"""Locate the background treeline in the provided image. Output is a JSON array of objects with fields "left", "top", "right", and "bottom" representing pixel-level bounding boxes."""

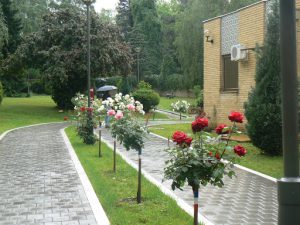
[{"left": 0, "top": 0, "right": 257, "bottom": 104}]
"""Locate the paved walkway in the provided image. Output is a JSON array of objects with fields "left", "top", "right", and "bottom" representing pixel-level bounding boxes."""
[
  {"left": 0, "top": 123, "right": 98, "bottom": 225},
  {"left": 99, "top": 127, "right": 278, "bottom": 225}
]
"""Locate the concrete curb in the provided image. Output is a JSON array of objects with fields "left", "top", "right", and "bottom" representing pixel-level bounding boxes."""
[
  {"left": 96, "top": 129, "right": 214, "bottom": 225},
  {"left": 61, "top": 128, "right": 110, "bottom": 225}
]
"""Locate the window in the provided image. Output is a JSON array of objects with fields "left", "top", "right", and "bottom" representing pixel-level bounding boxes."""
[{"left": 222, "top": 54, "right": 238, "bottom": 91}]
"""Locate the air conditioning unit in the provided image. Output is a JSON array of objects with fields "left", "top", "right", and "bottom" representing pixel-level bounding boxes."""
[{"left": 231, "top": 44, "right": 248, "bottom": 61}]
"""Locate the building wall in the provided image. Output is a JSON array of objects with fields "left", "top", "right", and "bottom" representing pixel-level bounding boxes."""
[{"left": 204, "top": 2, "right": 266, "bottom": 128}]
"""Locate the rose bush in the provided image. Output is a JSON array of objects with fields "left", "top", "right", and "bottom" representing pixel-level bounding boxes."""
[
  {"left": 164, "top": 111, "right": 247, "bottom": 224},
  {"left": 171, "top": 100, "right": 190, "bottom": 120}
]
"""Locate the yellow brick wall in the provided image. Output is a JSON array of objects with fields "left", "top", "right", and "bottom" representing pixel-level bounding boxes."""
[
  {"left": 203, "top": 2, "right": 266, "bottom": 128},
  {"left": 204, "top": 0, "right": 300, "bottom": 128},
  {"left": 203, "top": 19, "right": 221, "bottom": 128}
]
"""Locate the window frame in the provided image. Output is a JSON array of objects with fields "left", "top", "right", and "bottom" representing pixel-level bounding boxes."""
[{"left": 221, "top": 54, "right": 239, "bottom": 92}]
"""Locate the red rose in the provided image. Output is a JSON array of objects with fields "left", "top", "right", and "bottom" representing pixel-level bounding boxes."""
[
  {"left": 215, "top": 124, "right": 229, "bottom": 135},
  {"left": 63, "top": 116, "right": 68, "bottom": 121},
  {"left": 80, "top": 107, "right": 86, "bottom": 112},
  {"left": 234, "top": 145, "right": 247, "bottom": 157},
  {"left": 228, "top": 111, "right": 244, "bottom": 123},
  {"left": 185, "top": 137, "right": 193, "bottom": 147},
  {"left": 172, "top": 131, "right": 188, "bottom": 145},
  {"left": 215, "top": 152, "right": 221, "bottom": 160},
  {"left": 208, "top": 151, "right": 213, "bottom": 157},
  {"left": 191, "top": 118, "right": 209, "bottom": 133},
  {"left": 172, "top": 131, "right": 193, "bottom": 147}
]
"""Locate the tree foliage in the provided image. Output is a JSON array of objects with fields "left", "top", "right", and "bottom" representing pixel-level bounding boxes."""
[
  {"left": 244, "top": 0, "right": 282, "bottom": 155},
  {"left": 0, "top": 3, "right": 8, "bottom": 59},
  {"left": 7, "top": 7, "right": 132, "bottom": 108}
]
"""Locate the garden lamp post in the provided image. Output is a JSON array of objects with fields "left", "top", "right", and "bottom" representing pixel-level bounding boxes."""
[
  {"left": 278, "top": 0, "right": 300, "bottom": 224},
  {"left": 82, "top": 0, "right": 95, "bottom": 108},
  {"left": 136, "top": 47, "right": 141, "bottom": 83}
]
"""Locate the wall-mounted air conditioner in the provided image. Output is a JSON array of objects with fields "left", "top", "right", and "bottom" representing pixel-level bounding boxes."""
[{"left": 231, "top": 44, "right": 248, "bottom": 61}]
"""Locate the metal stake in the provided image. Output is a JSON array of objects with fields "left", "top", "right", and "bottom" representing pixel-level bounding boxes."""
[{"left": 278, "top": 1, "right": 300, "bottom": 224}]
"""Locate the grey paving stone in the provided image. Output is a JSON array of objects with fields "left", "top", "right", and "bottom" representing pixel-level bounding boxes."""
[
  {"left": 0, "top": 123, "right": 98, "bottom": 225},
  {"left": 98, "top": 127, "right": 278, "bottom": 225}
]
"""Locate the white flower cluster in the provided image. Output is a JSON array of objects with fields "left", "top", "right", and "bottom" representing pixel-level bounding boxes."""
[
  {"left": 102, "top": 93, "right": 145, "bottom": 115},
  {"left": 171, "top": 100, "right": 190, "bottom": 113}
]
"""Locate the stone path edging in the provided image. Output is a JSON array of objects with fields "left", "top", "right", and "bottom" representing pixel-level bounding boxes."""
[
  {"left": 0, "top": 122, "right": 110, "bottom": 225},
  {"left": 97, "top": 131, "right": 214, "bottom": 225},
  {"left": 61, "top": 128, "right": 110, "bottom": 225},
  {"left": 150, "top": 132, "right": 278, "bottom": 183}
]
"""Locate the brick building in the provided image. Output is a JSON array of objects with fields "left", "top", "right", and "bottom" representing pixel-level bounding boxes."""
[{"left": 203, "top": 0, "right": 300, "bottom": 127}]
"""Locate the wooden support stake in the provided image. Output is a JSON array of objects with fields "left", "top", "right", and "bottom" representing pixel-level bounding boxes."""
[
  {"left": 113, "top": 140, "right": 116, "bottom": 173},
  {"left": 193, "top": 187, "right": 199, "bottom": 225},
  {"left": 137, "top": 152, "right": 142, "bottom": 204},
  {"left": 168, "top": 137, "right": 170, "bottom": 147},
  {"left": 98, "top": 130, "right": 102, "bottom": 157}
]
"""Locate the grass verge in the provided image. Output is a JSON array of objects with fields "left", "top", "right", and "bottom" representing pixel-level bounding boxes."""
[
  {"left": 0, "top": 96, "right": 69, "bottom": 134},
  {"left": 149, "top": 123, "right": 283, "bottom": 179},
  {"left": 65, "top": 126, "right": 196, "bottom": 225}
]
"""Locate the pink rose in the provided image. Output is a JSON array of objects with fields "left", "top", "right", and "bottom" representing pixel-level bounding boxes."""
[
  {"left": 115, "top": 111, "right": 124, "bottom": 120},
  {"left": 127, "top": 104, "right": 135, "bottom": 111},
  {"left": 107, "top": 109, "right": 116, "bottom": 116}
]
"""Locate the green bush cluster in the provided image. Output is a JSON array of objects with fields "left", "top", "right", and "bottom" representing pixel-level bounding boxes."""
[{"left": 133, "top": 82, "right": 160, "bottom": 113}]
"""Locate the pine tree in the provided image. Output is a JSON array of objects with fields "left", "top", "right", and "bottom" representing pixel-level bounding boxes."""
[
  {"left": 116, "top": 0, "right": 133, "bottom": 41},
  {"left": 0, "top": 3, "right": 8, "bottom": 59},
  {"left": 0, "top": 0, "right": 22, "bottom": 56},
  {"left": 244, "top": 0, "right": 282, "bottom": 155}
]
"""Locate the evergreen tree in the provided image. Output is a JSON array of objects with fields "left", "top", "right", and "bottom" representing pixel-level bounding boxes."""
[
  {"left": 0, "top": 0, "right": 22, "bottom": 57},
  {"left": 0, "top": 3, "right": 8, "bottom": 59},
  {"left": 244, "top": 0, "right": 282, "bottom": 155},
  {"left": 116, "top": 0, "right": 133, "bottom": 41},
  {"left": 131, "top": 0, "right": 162, "bottom": 76}
]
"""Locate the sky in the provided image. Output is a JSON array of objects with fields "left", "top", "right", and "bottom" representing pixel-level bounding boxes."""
[{"left": 94, "top": 0, "right": 118, "bottom": 12}]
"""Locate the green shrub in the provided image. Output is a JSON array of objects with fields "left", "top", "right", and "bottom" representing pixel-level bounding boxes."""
[
  {"left": 244, "top": 0, "right": 282, "bottom": 155},
  {"left": 133, "top": 88, "right": 160, "bottom": 113},
  {"left": 137, "top": 81, "right": 152, "bottom": 90},
  {"left": 0, "top": 81, "right": 3, "bottom": 105},
  {"left": 144, "top": 74, "right": 160, "bottom": 89}
]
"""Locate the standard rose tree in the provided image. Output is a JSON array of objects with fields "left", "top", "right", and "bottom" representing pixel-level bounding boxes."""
[{"left": 164, "top": 111, "right": 246, "bottom": 225}]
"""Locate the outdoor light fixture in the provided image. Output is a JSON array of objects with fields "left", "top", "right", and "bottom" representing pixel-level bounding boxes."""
[
  {"left": 204, "top": 29, "right": 214, "bottom": 43},
  {"left": 82, "top": 0, "right": 96, "bottom": 107}
]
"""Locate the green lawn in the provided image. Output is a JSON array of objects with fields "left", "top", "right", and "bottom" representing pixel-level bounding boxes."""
[
  {"left": 65, "top": 126, "right": 197, "bottom": 225},
  {"left": 0, "top": 96, "right": 69, "bottom": 134},
  {"left": 149, "top": 123, "right": 284, "bottom": 178},
  {"left": 158, "top": 97, "right": 196, "bottom": 111}
]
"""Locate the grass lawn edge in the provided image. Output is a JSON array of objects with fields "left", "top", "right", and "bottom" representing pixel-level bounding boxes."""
[{"left": 93, "top": 129, "right": 213, "bottom": 225}]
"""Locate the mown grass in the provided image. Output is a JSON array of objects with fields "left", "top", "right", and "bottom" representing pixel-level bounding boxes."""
[
  {"left": 149, "top": 123, "right": 284, "bottom": 178},
  {"left": 65, "top": 126, "right": 197, "bottom": 225},
  {"left": 158, "top": 97, "right": 196, "bottom": 111},
  {"left": 0, "top": 96, "right": 69, "bottom": 134}
]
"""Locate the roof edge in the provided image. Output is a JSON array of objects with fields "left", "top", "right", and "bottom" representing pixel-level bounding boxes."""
[{"left": 203, "top": 0, "right": 267, "bottom": 23}]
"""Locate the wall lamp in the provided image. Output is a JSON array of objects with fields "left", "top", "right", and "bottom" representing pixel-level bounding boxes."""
[{"left": 204, "top": 29, "right": 214, "bottom": 43}]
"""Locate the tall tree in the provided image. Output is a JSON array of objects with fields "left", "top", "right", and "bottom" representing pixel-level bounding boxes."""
[
  {"left": 0, "top": 0, "right": 22, "bottom": 56},
  {"left": 131, "top": 0, "right": 162, "bottom": 77},
  {"left": 0, "top": 3, "right": 8, "bottom": 59},
  {"left": 13, "top": 0, "right": 49, "bottom": 34},
  {"left": 244, "top": 0, "right": 282, "bottom": 155},
  {"left": 7, "top": 7, "right": 132, "bottom": 108},
  {"left": 116, "top": 0, "right": 133, "bottom": 41}
]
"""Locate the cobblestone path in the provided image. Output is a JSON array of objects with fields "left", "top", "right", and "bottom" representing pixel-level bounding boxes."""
[
  {"left": 99, "top": 127, "right": 278, "bottom": 225},
  {"left": 0, "top": 123, "right": 98, "bottom": 225}
]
